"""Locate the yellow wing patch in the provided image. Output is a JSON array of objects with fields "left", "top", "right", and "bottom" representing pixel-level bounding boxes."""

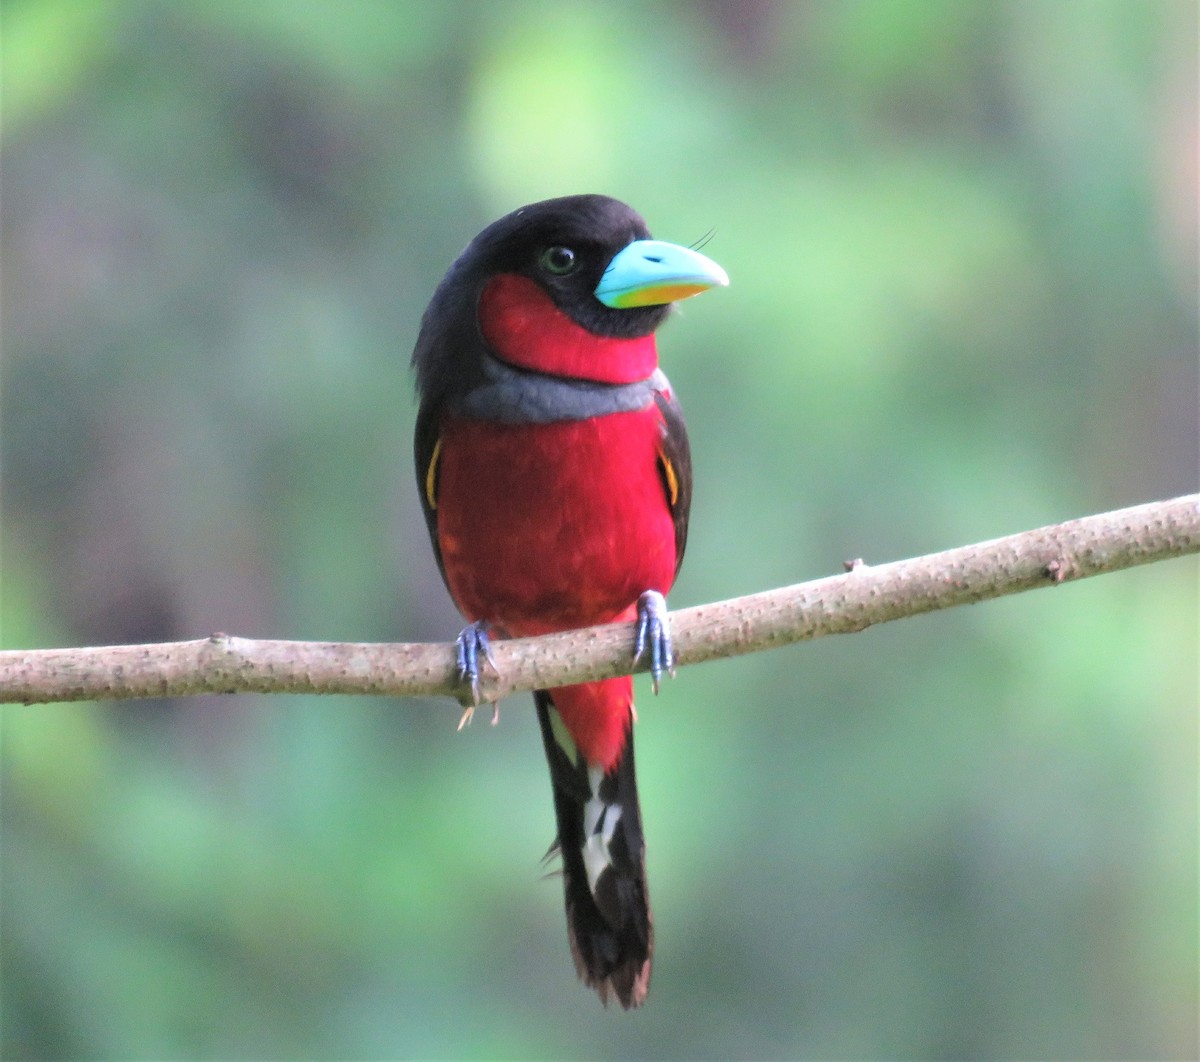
[
  {"left": 657, "top": 447, "right": 679, "bottom": 508},
  {"left": 424, "top": 437, "right": 442, "bottom": 511}
]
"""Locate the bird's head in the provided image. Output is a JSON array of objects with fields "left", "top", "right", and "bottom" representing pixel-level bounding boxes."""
[{"left": 413, "top": 194, "right": 727, "bottom": 397}]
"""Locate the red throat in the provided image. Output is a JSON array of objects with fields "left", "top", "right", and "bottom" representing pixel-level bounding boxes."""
[{"left": 478, "top": 273, "right": 658, "bottom": 384}]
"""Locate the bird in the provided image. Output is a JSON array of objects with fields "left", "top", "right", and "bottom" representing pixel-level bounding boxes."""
[{"left": 412, "top": 194, "right": 727, "bottom": 1008}]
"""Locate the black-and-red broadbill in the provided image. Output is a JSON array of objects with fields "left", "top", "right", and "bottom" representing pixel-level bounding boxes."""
[{"left": 412, "top": 194, "right": 727, "bottom": 1008}]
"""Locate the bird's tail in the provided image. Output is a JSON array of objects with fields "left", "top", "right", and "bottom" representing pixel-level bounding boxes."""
[{"left": 534, "top": 681, "right": 652, "bottom": 1009}]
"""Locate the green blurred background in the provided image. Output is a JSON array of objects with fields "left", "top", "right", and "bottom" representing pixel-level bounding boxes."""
[{"left": 2, "top": 1, "right": 1196, "bottom": 1058}]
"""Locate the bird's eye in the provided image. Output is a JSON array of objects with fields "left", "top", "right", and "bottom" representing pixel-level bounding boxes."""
[{"left": 539, "top": 246, "right": 577, "bottom": 275}]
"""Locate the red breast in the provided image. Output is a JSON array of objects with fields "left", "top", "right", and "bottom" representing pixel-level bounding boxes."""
[{"left": 434, "top": 407, "right": 678, "bottom": 638}]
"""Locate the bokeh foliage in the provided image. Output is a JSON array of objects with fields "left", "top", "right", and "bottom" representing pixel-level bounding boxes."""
[{"left": 1, "top": 1, "right": 1196, "bottom": 1058}]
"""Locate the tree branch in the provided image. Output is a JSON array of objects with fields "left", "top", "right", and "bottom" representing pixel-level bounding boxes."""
[{"left": 3, "top": 494, "right": 1196, "bottom": 707}]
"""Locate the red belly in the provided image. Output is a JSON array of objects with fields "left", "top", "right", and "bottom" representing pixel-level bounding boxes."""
[{"left": 436, "top": 407, "right": 677, "bottom": 637}]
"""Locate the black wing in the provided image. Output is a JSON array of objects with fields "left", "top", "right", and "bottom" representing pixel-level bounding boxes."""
[
  {"left": 413, "top": 395, "right": 448, "bottom": 587},
  {"left": 653, "top": 388, "right": 692, "bottom": 578}
]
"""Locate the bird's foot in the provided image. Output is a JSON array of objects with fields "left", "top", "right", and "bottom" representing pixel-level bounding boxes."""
[
  {"left": 633, "top": 590, "right": 674, "bottom": 695},
  {"left": 455, "top": 620, "right": 497, "bottom": 707}
]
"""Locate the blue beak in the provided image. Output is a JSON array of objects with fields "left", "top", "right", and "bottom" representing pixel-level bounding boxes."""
[{"left": 594, "top": 239, "right": 729, "bottom": 309}]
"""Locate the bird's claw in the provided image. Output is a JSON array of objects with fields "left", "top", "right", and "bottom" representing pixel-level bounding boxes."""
[
  {"left": 456, "top": 700, "right": 501, "bottom": 731},
  {"left": 455, "top": 620, "right": 497, "bottom": 705},
  {"left": 634, "top": 589, "right": 674, "bottom": 695}
]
